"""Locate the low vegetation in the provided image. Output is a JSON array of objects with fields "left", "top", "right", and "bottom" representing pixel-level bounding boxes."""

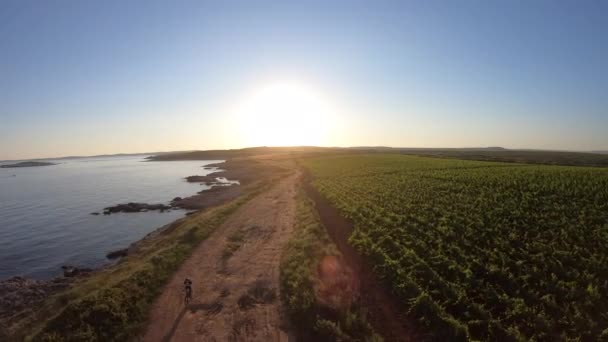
[
  {"left": 280, "top": 188, "right": 381, "bottom": 341},
  {"left": 303, "top": 154, "right": 608, "bottom": 341},
  {"left": 222, "top": 229, "right": 246, "bottom": 260}
]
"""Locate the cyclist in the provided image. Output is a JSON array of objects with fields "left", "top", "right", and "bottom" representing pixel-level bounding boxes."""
[{"left": 183, "top": 278, "right": 193, "bottom": 304}]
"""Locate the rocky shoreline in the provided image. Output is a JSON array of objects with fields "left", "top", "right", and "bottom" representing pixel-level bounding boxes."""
[
  {"left": 170, "top": 160, "right": 263, "bottom": 210},
  {"left": 94, "top": 162, "right": 242, "bottom": 214},
  {"left": 0, "top": 269, "right": 86, "bottom": 337}
]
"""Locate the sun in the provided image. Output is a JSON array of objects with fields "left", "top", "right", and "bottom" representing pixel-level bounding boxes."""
[{"left": 234, "top": 82, "right": 334, "bottom": 146}]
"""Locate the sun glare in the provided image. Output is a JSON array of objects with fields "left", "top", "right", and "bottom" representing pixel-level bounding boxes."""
[{"left": 234, "top": 82, "right": 334, "bottom": 146}]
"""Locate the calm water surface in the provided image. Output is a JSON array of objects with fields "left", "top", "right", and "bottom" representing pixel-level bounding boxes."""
[{"left": 0, "top": 156, "right": 219, "bottom": 280}]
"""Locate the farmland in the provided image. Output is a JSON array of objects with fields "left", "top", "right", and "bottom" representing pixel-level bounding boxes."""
[{"left": 302, "top": 154, "right": 608, "bottom": 341}]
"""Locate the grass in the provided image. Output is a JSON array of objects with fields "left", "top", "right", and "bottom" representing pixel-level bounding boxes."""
[
  {"left": 222, "top": 229, "right": 246, "bottom": 260},
  {"left": 279, "top": 186, "right": 382, "bottom": 342},
  {"left": 13, "top": 175, "right": 279, "bottom": 342}
]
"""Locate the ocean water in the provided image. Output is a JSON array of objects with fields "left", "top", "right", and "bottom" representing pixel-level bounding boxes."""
[{"left": 0, "top": 156, "right": 220, "bottom": 280}]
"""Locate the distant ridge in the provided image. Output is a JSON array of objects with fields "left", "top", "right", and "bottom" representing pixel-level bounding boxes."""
[
  {"left": 6, "top": 146, "right": 608, "bottom": 167},
  {"left": 148, "top": 146, "right": 608, "bottom": 168},
  {"left": 0, "top": 151, "right": 186, "bottom": 163},
  {"left": 0, "top": 161, "right": 56, "bottom": 168},
  {"left": 348, "top": 146, "right": 506, "bottom": 151},
  {"left": 8, "top": 146, "right": 608, "bottom": 163}
]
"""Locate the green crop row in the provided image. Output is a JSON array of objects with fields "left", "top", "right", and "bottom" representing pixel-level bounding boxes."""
[
  {"left": 280, "top": 187, "right": 381, "bottom": 341},
  {"left": 303, "top": 154, "right": 608, "bottom": 341}
]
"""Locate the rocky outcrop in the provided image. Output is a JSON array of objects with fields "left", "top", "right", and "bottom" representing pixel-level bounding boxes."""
[
  {"left": 185, "top": 175, "right": 214, "bottom": 183},
  {"left": 103, "top": 202, "right": 172, "bottom": 214},
  {"left": 186, "top": 174, "right": 239, "bottom": 187},
  {"left": 61, "top": 265, "right": 93, "bottom": 277},
  {"left": 171, "top": 183, "right": 242, "bottom": 210},
  {"left": 106, "top": 248, "right": 128, "bottom": 260}
]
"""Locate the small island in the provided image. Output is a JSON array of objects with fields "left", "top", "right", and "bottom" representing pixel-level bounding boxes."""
[{"left": 1, "top": 161, "right": 57, "bottom": 168}]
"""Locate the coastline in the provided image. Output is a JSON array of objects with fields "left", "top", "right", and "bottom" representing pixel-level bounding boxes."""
[
  {"left": 0, "top": 160, "right": 233, "bottom": 328},
  {"left": 0, "top": 155, "right": 292, "bottom": 340}
]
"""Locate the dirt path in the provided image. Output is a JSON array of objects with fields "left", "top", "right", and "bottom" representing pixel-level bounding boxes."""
[{"left": 143, "top": 170, "right": 299, "bottom": 342}]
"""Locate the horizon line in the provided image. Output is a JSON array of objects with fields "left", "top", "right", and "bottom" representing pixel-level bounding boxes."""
[{"left": 2, "top": 145, "right": 608, "bottom": 162}]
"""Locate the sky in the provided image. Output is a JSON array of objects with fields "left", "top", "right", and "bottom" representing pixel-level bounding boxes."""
[{"left": 1, "top": 0, "right": 607, "bottom": 160}]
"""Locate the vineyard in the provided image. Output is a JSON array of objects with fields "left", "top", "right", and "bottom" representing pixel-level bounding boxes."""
[{"left": 302, "top": 154, "right": 608, "bottom": 341}]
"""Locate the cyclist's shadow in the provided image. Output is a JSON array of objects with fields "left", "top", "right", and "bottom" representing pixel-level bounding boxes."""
[
  {"left": 162, "top": 306, "right": 188, "bottom": 342},
  {"left": 162, "top": 301, "right": 224, "bottom": 342}
]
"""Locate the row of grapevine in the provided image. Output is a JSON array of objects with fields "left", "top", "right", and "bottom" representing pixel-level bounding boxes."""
[{"left": 303, "top": 154, "right": 608, "bottom": 341}]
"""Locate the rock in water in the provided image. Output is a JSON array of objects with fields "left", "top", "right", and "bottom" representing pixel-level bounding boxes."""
[
  {"left": 61, "top": 265, "right": 92, "bottom": 277},
  {"left": 102, "top": 202, "right": 172, "bottom": 214},
  {"left": 106, "top": 248, "right": 128, "bottom": 260}
]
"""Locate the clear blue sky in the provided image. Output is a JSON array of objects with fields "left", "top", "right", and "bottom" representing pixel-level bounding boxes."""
[{"left": 1, "top": 0, "right": 606, "bottom": 160}]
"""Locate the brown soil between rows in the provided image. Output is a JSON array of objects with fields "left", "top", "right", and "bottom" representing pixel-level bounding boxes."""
[
  {"left": 142, "top": 169, "right": 299, "bottom": 342},
  {"left": 303, "top": 173, "right": 420, "bottom": 342}
]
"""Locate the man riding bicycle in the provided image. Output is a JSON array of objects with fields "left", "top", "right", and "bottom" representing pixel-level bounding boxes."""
[{"left": 183, "top": 278, "right": 193, "bottom": 304}]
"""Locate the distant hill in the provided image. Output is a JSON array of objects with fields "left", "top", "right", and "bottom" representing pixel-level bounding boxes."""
[
  {"left": 11, "top": 147, "right": 607, "bottom": 167},
  {"left": 0, "top": 151, "right": 177, "bottom": 163},
  {"left": 44, "top": 151, "right": 171, "bottom": 160},
  {"left": 147, "top": 146, "right": 346, "bottom": 161},
  {"left": 148, "top": 146, "right": 608, "bottom": 168},
  {"left": 348, "top": 146, "right": 507, "bottom": 152},
  {"left": 0, "top": 161, "right": 56, "bottom": 168}
]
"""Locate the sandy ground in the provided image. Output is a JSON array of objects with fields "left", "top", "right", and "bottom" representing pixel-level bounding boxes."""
[{"left": 142, "top": 169, "right": 299, "bottom": 342}]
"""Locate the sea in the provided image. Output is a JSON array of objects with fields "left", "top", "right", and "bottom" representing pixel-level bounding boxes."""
[{"left": 0, "top": 155, "right": 220, "bottom": 280}]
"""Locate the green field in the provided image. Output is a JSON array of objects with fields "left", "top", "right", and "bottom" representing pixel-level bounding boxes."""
[{"left": 303, "top": 154, "right": 608, "bottom": 341}]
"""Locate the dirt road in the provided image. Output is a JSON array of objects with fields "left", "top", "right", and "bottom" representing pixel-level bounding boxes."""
[{"left": 143, "top": 170, "right": 298, "bottom": 342}]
